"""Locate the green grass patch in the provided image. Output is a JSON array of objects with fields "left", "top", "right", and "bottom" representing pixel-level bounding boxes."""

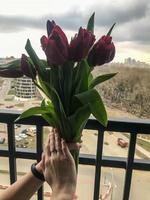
[
  {"left": 7, "top": 90, "right": 15, "bottom": 95},
  {"left": 136, "top": 138, "right": 150, "bottom": 152},
  {"left": 4, "top": 96, "right": 14, "bottom": 101},
  {"left": 123, "top": 133, "right": 150, "bottom": 152},
  {"left": 14, "top": 103, "right": 24, "bottom": 107}
]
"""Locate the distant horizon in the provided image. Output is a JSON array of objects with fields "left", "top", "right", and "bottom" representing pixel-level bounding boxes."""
[
  {"left": 0, "top": 0, "right": 150, "bottom": 64},
  {"left": 0, "top": 56, "right": 150, "bottom": 66}
]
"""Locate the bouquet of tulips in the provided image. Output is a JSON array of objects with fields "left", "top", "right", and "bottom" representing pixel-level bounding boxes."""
[{"left": 0, "top": 13, "right": 116, "bottom": 167}]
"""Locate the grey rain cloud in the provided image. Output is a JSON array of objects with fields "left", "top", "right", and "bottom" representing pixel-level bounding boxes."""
[{"left": 0, "top": 0, "right": 150, "bottom": 44}]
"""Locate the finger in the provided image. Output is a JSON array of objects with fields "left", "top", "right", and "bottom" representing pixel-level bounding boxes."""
[
  {"left": 45, "top": 137, "right": 51, "bottom": 157},
  {"left": 49, "top": 131, "right": 55, "bottom": 153},
  {"left": 67, "top": 143, "right": 82, "bottom": 150},
  {"left": 61, "top": 139, "right": 72, "bottom": 159},
  {"left": 54, "top": 133, "right": 61, "bottom": 154}
]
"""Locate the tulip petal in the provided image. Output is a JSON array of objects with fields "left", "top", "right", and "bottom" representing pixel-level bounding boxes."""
[
  {"left": 47, "top": 20, "right": 56, "bottom": 37},
  {"left": 21, "top": 54, "right": 36, "bottom": 79},
  {"left": 69, "top": 27, "right": 95, "bottom": 62}
]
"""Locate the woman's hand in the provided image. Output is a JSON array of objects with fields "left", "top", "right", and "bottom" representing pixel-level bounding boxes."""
[{"left": 43, "top": 129, "right": 77, "bottom": 199}]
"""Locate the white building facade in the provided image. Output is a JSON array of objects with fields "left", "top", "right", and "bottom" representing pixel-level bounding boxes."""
[{"left": 14, "top": 76, "right": 36, "bottom": 99}]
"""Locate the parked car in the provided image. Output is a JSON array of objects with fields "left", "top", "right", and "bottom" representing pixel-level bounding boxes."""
[{"left": 117, "top": 138, "right": 128, "bottom": 148}]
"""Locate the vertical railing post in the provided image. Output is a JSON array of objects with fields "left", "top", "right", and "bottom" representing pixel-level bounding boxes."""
[
  {"left": 36, "top": 125, "right": 43, "bottom": 200},
  {"left": 7, "top": 123, "right": 17, "bottom": 184},
  {"left": 123, "top": 132, "right": 137, "bottom": 200},
  {"left": 93, "top": 128, "right": 104, "bottom": 200}
]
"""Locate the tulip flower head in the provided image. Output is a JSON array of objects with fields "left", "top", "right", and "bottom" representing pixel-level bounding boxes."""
[
  {"left": 41, "top": 25, "right": 69, "bottom": 65},
  {"left": 69, "top": 27, "right": 95, "bottom": 62},
  {"left": 87, "top": 35, "right": 115, "bottom": 67},
  {"left": 47, "top": 20, "right": 56, "bottom": 37},
  {"left": 21, "top": 54, "right": 36, "bottom": 79}
]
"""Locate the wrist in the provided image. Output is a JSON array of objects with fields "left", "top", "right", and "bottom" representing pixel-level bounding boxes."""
[
  {"left": 52, "top": 185, "right": 76, "bottom": 200},
  {"left": 52, "top": 192, "right": 75, "bottom": 200},
  {"left": 31, "top": 162, "right": 45, "bottom": 182},
  {"left": 35, "top": 161, "right": 43, "bottom": 174}
]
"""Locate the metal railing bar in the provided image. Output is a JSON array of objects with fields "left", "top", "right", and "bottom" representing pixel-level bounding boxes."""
[
  {"left": 36, "top": 125, "right": 43, "bottom": 200},
  {"left": 123, "top": 132, "right": 137, "bottom": 200},
  {"left": 85, "top": 118, "right": 150, "bottom": 134},
  {"left": 0, "top": 110, "right": 150, "bottom": 133},
  {"left": 15, "top": 152, "right": 37, "bottom": 159},
  {"left": 0, "top": 150, "right": 9, "bottom": 157},
  {"left": 93, "top": 129, "right": 104, "bottom": 200},
  {"left": 36, "top": 125, "right": 43, "bottom": 163},
  {"left": 1, "top": 151, "right": 149, "bottom": 171},
  {"left": 133, "top": 161, "right": 150, "bottom": 171},
  {"left": 7, "top": 123, "right": 17, "bottom": 184}
]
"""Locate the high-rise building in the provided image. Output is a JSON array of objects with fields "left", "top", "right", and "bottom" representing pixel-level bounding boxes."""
[{"left": 14, "top": 76, "right": 36, "bottom": 99}]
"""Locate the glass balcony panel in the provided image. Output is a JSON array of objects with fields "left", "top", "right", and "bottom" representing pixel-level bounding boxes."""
[
  {"left": 80, "top": 129, "right": 98, "bottom": 155},
  {"left": 130, "top": 170, "right": 150, "bottom": 200},
  {"left": 16, "top": 159, "right": 37, "bottom": 199},
  {"left": 15, "top": 125, "right": 36, "bottom": 152},
  {"left": 134, "top": 134, "right": 150, "bottom": 160},
  {"left": 0, "top": 157, "right": 10, "bottom": 195},
  {"left": 43, "top": 182, "right": 52, "bottom": 200},
  {"left": 76, "top": 165, "right": 95, "bottom": 200},
  {"left": 103, "top": 132, "right": 130, "bottom": 158},
  {"left": 0, "top": 123, "right": 7, "bottom": 150},
  {"left": 100, "top": 167, "right": 125, "bottom": 200}
]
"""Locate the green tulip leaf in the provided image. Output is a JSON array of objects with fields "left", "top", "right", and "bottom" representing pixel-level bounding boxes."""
[
  {"left": 75, "top": 89, "right": 107, "bottom": 127},
  {"left": 25, "top": 39, "right": 46, "bottom": 78},
  {"left": 107, "top": 23, "right": 116, "bottom": 36},
  {"left": 15, "top": 106, "right": 52, "bottom": 122},
  {"left": 0, "top": 59, "right": 23, "bottom": 78},
  {"left": 61, "top": 62, "right": 74, "bottom": 115},
  {"left": 37, "top": 76, "right": 52, "bottom": 99},
  {"left": 89, "top": 97, "right": 108, "bottom": 127},
  {"left": 69, "top": 104, "right": 90, "bottom": 142},
  {"left": 87, "top": 12, "right": 95, "bottom": 33},
  {"left": 89, "top": 73, "right": 117, "bottom": 89},
  {"left": 88, "top": 73, "right": 94, "bottom": 86},
  {"left": 41, "top": 99, "right": 46, "bottom": 107},
  {"left": 73, "top": 59, "right": 89, "bottom": 94},
  {"left": 0, "top": 59, "right": 20, "bottom": 70},
  {"left": 41, "top": 113, "right": 57, "bottom": 127}
]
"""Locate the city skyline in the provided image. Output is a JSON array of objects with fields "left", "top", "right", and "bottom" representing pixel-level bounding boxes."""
[{"left": 0, "top": 0, "right": 150, "bottom": 64}]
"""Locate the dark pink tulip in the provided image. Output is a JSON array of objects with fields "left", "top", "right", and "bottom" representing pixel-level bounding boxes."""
[
  {"left": 87, "top": 35, "right": 115, "bottom": 67},
  {"left": 69, "top": 27, "right": 95, "bottom": 62},
  {"left": 41, "top": 26, "right": 69, "bottom": 65},
  {"left": 47, "top": 20, "right": 56, "bottom": 37},
  {"left": 0, "top": 69, "right": 23, "bottom": 78},
  {"left": 21, "top": 54, "right": 36, "bottom": 79}
]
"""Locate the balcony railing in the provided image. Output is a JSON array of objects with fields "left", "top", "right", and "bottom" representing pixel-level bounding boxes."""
[{"left": 0, "top": 109, "right": 150, "bottom": 200}]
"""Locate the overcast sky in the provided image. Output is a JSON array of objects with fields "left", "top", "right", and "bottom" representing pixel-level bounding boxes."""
[{"left": 0, "top": 0, "right": 150, "bottom": 63}]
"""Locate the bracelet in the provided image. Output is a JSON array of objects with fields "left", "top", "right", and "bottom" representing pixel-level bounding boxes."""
[{"left": 31, "top": 163, "right": 45, "bottom": 182}]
